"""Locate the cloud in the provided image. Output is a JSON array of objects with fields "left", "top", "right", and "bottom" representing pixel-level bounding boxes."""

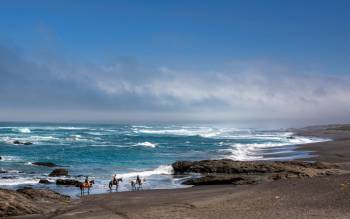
[{"left": 0, "top": 44, "right": 349, "bottom": 126}]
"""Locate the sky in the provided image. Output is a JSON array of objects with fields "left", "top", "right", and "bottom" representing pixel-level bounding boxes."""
[{"left": 0, "top": 0, "right": 350, "bottom": 127}]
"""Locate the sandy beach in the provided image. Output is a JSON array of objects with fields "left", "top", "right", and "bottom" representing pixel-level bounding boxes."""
[{"left": 4, "top": 124, "right": 349, "bottom": 219}]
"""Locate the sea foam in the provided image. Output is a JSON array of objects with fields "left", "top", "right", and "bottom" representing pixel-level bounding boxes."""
[
  {"left": 16, "top": 128, "right": 31, "bottom": 133},
  {"left": 115, "top": 165, "right": 173, "bottom": 179},
  {"left": 135, "top": 141, "right": 157, "bottom": 148}
]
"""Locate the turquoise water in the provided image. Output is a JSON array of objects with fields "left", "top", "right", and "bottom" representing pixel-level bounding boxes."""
[{"left": 0, "top": 123, "right": 326, "bottom": 197}]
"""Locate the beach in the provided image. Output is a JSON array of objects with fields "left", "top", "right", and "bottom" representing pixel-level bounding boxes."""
[
  {"left": 1, "top": 1, "right": 349, "bottom": 218},
  {"left": 2, "top": 124, "right": 349, "bottom": 219}
]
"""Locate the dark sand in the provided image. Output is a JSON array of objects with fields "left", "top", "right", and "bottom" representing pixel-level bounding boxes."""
[
  {"left": 12, "top": 125, "right": 350, "bottom": 219},
  {"left": 296, "top": 125, "right": 350, "bottom": 165}
]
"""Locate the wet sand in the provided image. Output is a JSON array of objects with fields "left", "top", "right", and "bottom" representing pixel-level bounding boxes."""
[{"left": 13, "top": 125, "right": 350, "bottom": 219}]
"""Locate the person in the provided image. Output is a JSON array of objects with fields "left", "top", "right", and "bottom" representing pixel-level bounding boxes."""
[
  {"left": 85, "top": 176, "right": 89, "bottom": 185},
  {"left": 112, "top": 174, "right": 117, "bottom": 184},
  {"left": 136, "top": 175, "right": 141, "bottom": 185}
]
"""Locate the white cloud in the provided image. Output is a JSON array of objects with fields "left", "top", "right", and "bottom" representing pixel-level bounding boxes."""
[{"left": 0, "top": 44, "right": 349, "bottom": 125}]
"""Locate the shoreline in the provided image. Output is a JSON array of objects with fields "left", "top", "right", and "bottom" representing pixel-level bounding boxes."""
[
  {"left": 4, "top": 124, "right": 350, "bottom": 218},
  {"left": 295, "top": 125, "right": 350, "bottom": 167}
]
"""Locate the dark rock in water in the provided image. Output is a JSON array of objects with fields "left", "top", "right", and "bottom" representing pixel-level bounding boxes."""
[
  {"left": 12, "top": 140, "right": 33, "bottom": 145},
  {"left": 32, "top": 162, "right": 57, "bottom": 167},
  {"left": 56, "top": 179, "right": 82, "bottom": 187},
  {"left": 0, "top": 156, "right": 2, "bottom": 160},
  {"left": 49, "top": 168, "right": 68, "bottom": 177},
  {"left": 0, "top": 188, "right": 70, "bottom": 217},
  {"left": 172, "top": 159, "right": 346, "bottom": 186},
  {"left": 39, "top": 179, "right": 51, "bottom": 184}
]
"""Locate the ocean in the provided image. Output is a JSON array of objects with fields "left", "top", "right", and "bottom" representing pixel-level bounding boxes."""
[{"left": 0, "top": 122, "right": 327, "bottom": 197}]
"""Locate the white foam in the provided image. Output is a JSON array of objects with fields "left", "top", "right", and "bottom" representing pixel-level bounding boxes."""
[
  {"left": 135, "top": 141, "right": 157, "bottom": 148},
  {"left": 134, "top": 127, "right": 223, "bottom": 138},
  {"left": 0, "top": 177, "right": 38, "bottom": 186},
  {"left": 87, "top": 132, "right": 105, "bottom": 136},
  {"left": 58, "top": 127, "right": 88, "bottom": 130},
  {"left": 115, "top": 165, "right": 173, "bottom": 179},
  {"left": 0, "top": 156, "right": 21, "bottom": 162},
  {"left": 16, "top": 128, "right": 31, "bottom": 133},
  {"left": 224, "top": 135, "right": 329, "bottom": 161}
]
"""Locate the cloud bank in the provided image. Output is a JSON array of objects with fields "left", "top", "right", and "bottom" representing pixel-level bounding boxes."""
[{"left": 0, "top": 44, "right": 349, "bottom": 126}]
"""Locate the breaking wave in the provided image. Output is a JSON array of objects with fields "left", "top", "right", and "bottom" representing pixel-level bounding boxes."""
[
  {"left": 15, "top": 128, "right": 31, "bottom": 133},
  {"left": 225, "top": 136, "right": 328, "bottom": 161},
  {"left": 135, "top": 141, "right": 157, "bottom": 148},
  {"left": 133, "top": 127, "right": 223, "bottom": 138},
  {"left": 115, "top": 165, "right": 173, "bottom": 179},
  {"left": 0, "top": 177, "right": 38, "bottom": 186}
]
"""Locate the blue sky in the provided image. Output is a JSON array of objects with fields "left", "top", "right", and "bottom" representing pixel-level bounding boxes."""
[{"left": 0, "top": 1, "right": 350, "bottom": 126}]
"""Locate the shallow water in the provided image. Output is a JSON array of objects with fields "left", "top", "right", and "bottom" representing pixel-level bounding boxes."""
[{"left": 0, "top": 122, "right": 327, "bottom": 197}]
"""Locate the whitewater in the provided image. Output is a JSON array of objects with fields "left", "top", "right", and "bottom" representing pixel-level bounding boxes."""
[{"left": 0, "top": 123, "right": 328, "bottom": 197}]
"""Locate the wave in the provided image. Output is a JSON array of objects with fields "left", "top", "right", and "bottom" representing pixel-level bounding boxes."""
[
  {"left": 115, "top": 165, "right": 173, "bottom": 179},
  {"left": 0, "top": 177, "right": 38, "bottom": 186},
  {"left": 57, "top": 126, "right": 90, "bottom": 130},
  {"left": 87, "top": 132, "right": 106, "bottom": 136},
  {"left": 135, "top": 141, "right": 157, "bottom": 148},
  {"left": 223, "top": 136, "right": 329, "bottom": 161},
  {"left": 134, "top": 127, "right": 223, "bottom": 138},
  {"left": 0, "top": 135, "right": 60, "bottom": 145},
  {"left": 15, "top": 128, "right": 31, "bottom": 133},
  {"left": 132, "top": 127, "right": 299, "bottom": 140},
  {"left": 0, "top": 156, "right": 21, "bottom": 162}
]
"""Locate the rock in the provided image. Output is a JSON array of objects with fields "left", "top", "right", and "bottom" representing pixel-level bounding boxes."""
[
  {"left": 182, "top": 175, "right": 257, "bottom": 185},
  {"left": 0, "top": 188, "right": 69, "bottom": 217},
  {"left": 38, "top": 179, "right": 51, "bottom": 184},
  {"left": 49, "top": 168, "right": 68, "bottom": 177},
  {"left": 12, "top": 140, "right": 33, "bottom": 145},
  {"left": 172, "top": 159, "right": 347, "bottom": 186},
  {"left": 56, "top": 179, "right": 81, "bottom": 187},
  {"left": 16, "top": 188, "right": 69, "bottom": 201},
  {"left": 0, "top": 156, "right": 2, "bottom": 160},
  {"left": 172, "top": 160, "right": 339, "bottom": 175},
  {"left": 32, "top": 162, "right": 57, "bottom": 167},
  {"left": 172, "top": 161, "right": 193, "bottom": 173}
]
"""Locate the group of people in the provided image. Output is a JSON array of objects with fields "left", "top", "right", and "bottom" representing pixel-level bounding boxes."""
[{"left": 82, "top": 174, "right": 144, "bottom": 192}]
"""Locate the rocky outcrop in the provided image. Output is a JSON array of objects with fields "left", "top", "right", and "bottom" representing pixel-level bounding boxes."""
[
  {"left": 0, "top": 188, "right": 69, "bottom": 217},
  {"left": 32, "top": 162, "right": 58, "bottom": 167},
  {"left": 182, "top": 175, "right": 257, "bottom": 185},
  {"left": 49, "top": 168, "right": 68, "bottom": 177},
  {"left": 56, "top": 179, "right": 82, "bottom": 187},
  {"left": 39, "top": 179, "right": 51, "bottom": 184},
  {"left": 172, "top": 159, "right": 346, "bottom": 186}
]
